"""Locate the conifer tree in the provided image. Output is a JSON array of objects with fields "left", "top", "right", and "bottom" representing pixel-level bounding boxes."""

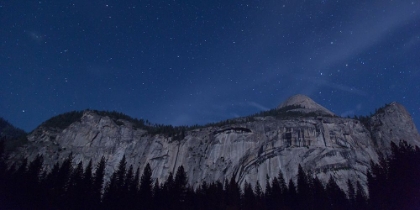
[
  {"left": 139, "top": 163, "right": 153, "bottom": 209},
  {"left": 104, "top": 155, "right": 128, "bottom": 209},
  {"left": 286, "top": 179, "right": 297, "bottom": 209},
  {"left": 26, "top": 155, "right": 43, "bottom": 184},
  {"left": 128, "top": 167, "right": 140, "bottom": 208},
  {"left": 270, "top": 177, "right": 281, "bottom": 209},
  {"left": 163, "top": 172, "right": 175, "bottom": 209},
  {"left": 242, "top": 181, "right": 256, "bottom": 210},
  {"left": 264, "top": 174, "right": 272, "bottom": 208},
  {"left": 116, "top": 155, "right": 127, "bottom": 190},
  {"left": 25, "top": 155, "right": 44, "bottom": 209},
  {"left": 93, "top": 157, "right": 106, "bottom": 206},
  {"left": 226, "top": 175, "right": 241, "bottom": 210},
  {"left": 83, "top": 160, "right": 94, "bottom": 209},
  {"left": 355, "top": 181, "right": 367, "bottom": 210},
  {"left": 297, "top": 164, "right": 311, "bottom": 209},
  {"left": 14, "top": 158, "right": 28, "bottom": 179},
  {"left": 0, "top": 139, "right": 6, "bottom": 204},
  {"left": 55, "top": 153, "right": 74, "bottom": 208},
  {"left": 277, "top": 170, "right": 287, "bottom": 197},
  {"left": 44, "top": 161, "right": 60, "bottom": 204},
  {"left": 196, "top": 181, "right": 208, "bottom": 210},
  {"left": 312, "top": 176, "right": 327, "bottom": 210},
  {"left": 103, "top": 173, "right": 118, "bottom": 210},
  {"left": 125, "top": 165, "right": 134, "bottom": 191},
  {"left": 174, "top": 165, "right": 188, "bottom": 207},
  {"left": 152, "top": 178, "right": 162, "bottom": 210},
  {"left": 254, "top": 180, "right": 263, "bottom": 199},
  {"left": 326, "top": 176, "right": 348, "bottom": 210},
  {"left": 67, "top": 161, "right": 84, "bottom": 209},
  {"left": 346, "top": 179, "right": 355, "bottom": 208},
  {"left": 254, "top": 181, "right": 264, "bottom": 210}
]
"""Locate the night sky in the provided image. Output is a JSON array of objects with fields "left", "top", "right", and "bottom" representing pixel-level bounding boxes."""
[{"left": 1, "top": 0, "right": 420, "bottom": 132}]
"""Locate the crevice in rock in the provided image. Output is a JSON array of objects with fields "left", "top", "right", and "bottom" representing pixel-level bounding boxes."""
[{"left": 172, "top": 142, "right": 181, "bottom": 174}]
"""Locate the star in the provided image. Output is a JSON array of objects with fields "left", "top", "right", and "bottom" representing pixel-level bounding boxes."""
[{"left": 0, "top": 0, "right": 418, "bottom": 131}]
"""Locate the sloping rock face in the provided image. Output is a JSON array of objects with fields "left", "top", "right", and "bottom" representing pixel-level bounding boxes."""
[
  {"left": 8, "top": 96, "right": 420, "bottom": 192},
  {"left": 278, "top": 94, "right": 335, "bottom": 116},
  {"left": 369, "top": 102, "right": 420, "bottom": 156}
]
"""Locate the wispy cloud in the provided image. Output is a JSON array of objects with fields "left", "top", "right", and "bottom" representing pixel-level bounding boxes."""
[
  {"left": 247, "top": 101, "right": 269, "bottom": 111},
  {"left": 310, "top": 2, "right": 420, "bottom": 71},
  {"left": 340, "top": 103, "right": 362, "bottom": 117},
  {"left": 304, "top": 78, "right": 368, "bottom": 96}
]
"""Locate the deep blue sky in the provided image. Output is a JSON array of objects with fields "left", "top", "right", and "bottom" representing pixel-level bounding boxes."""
[{"left": 1, "top": 0, "right": 419, "bottom": 132}]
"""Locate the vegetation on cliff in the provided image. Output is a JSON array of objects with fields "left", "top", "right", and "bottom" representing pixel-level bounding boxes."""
[
  {"left": 0, "top": 117, "right": 27, "bottom": 152},
  {"left": 40, "top": 111, "right": 84, "bottom": 130},
  {"left": 32, "top": 102, "right": 394, "bottom": 144},
  {"left": 352, "top": 103, "right": 391, "bottom": 128}
]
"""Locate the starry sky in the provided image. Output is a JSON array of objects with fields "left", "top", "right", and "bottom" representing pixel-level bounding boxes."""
[{"left": 1, "top": 0, "right": 420, "bottom": 132}]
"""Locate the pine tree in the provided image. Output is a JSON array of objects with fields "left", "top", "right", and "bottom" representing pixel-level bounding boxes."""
[
  {"left": 174, "top": 165, "right": 188, "bottom": 207},
  {"left": 26, "top": 155, "right": 43, "bottom": 184},
  {"left": 286, "top": 179, "right": 297, "bottom": 210},
  {"left": 254, "top": 180, "right": 263, "bottom": 199},
  {"left": 104, "top": 155, "right": 128, "bottom": 209},
  {"left": 125, "top": 165, "right": 134, "bottom": 191},
  {"left": 196, "top": 181, "right": 208, "bottom": 210},
  {"left": 93, "top": 157, "right": 106, "bottom": 206},
  {"left": 116, "top": 155, "right": 127, "bottom": 190},
  {"left": 326, "top": 176, "right": 348, "bottom": 210},
  {"left": 226, "top": 175, "right": 241, "bottom": 210},
  {"left": 139, "top": 163, "right": 153, "bottom": 209},
  {"left": 152, "top": 178, "right": 162, "bottom": 210},
  {"left": 56, "top": 153, "right": 74, "bottom": 209},
  {"left": 67, "top": 161, "right": 84, "bottom": 209},
  {"left": 355, "top": 181, "right": 367, "bottom": 210},
  {"left": 123, "top": 165, "right": 135, "bottom": 209},
  {"left": 0, "top": 139, "right": 7, "bottom": 206},
  {"left": 297, "top": 164, "right": 310, "bottom": 210},
  {"left": 254, "top": 181, "right": 264, "bottom": 210},
  {"left": 270, "top": 177, "right": 281, "bottom": 209},
  {"left": 346, "top": 179, "right": 355, "bottom": 208},
  {"left": 312, "top": 176, "right": 327, "bottom": 210},
  {"left": 128, "top": 167, "right": 140, "bottom": 209},
  {"left": 264, "top": 174, "right": 272, "bottom": 208},
  {"left": 242, "top": 181, "right": 256, "bottom": 210},
  {"left": 24, "top": 155, "right": 45, "bottom": 209},
  {"left": 367, "top": 158, "right": 389, "bottom": 209},
  {"left": 14, "top": 158, "right": 28, "bottom": 178},
  {"left": 103, "top": 173, "right": 118, "bottom": 210},
  {"left": 83, "top": 160, "right": 94, "bottom": 209},
  {"left": 277, "top": 170, "right": 287, "bottom": 196},
  {"left": 163, "top": 172, "right": 175, "bottom": 209}
]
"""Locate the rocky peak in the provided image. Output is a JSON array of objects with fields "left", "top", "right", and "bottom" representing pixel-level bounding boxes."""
[
  {"left": 277, "top": 94, "right": 335, "bottom": 116},
  {"left": 369, "top": 102, "right": 420, "bottom": 154}
]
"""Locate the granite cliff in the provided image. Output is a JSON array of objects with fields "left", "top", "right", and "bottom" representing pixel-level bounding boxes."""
[{"left": 8, "top": 95, "right": 420, "bottom": 191}]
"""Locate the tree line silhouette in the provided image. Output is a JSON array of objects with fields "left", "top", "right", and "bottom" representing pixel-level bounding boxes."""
[
  {"left": 0, "top": 139, "right": 419, "bottom": 210},
  {"left": 0, "top": 118, "right": 28, "bottom": 152}
]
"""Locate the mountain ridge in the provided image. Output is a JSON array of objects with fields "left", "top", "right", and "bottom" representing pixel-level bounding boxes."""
[
  {"left": 6, "top": 95, "right": 420, "bottom": 192},
  {"left": 30, "top": 94, "right": 338, "bottom": 135},
  {"left": 277, "top": 94, "right": 335, "bottom": 116}
]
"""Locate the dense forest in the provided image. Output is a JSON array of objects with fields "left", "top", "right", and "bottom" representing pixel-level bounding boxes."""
[{"left": 0, "top": 139, "right": 419, "bottom": 210}]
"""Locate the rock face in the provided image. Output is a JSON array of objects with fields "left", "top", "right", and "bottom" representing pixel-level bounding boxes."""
[
  {"left": 277, "top": 94, "right": 335, "bottom": 116},
  {"left": 8, "top": 95, "right": 420, "bottom": 191},
  {"left": 369, "top": 102, "right": 420, "bottom": 155}
]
